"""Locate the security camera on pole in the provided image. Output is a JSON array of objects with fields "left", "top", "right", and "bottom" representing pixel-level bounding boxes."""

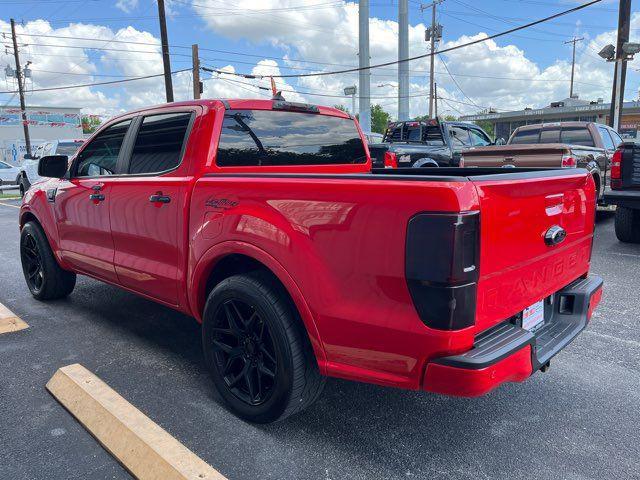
[{"left": 599, "top": 0, "right": 632, "bottom": 131}]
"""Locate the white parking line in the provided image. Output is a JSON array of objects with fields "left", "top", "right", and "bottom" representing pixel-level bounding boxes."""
[{"left": 0, "top": 201, "right": 19, "bottom": 209}]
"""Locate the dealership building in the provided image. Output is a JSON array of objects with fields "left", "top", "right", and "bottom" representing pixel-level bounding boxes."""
[
  {"left": 460, "top": 96, "right": 640, "bottom": 142},
  {"left": 0, "top": 105, "right": 84, "bottom": 164}
]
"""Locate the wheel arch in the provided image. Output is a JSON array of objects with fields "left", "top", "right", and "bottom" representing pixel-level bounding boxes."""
[{"left": 190, "top": 242, "right": 327, "bottom": 373}]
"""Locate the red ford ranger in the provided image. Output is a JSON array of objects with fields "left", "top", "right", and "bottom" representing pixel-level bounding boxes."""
[{"left": 19, "top": 99, "right": 603, "bottom": 423}]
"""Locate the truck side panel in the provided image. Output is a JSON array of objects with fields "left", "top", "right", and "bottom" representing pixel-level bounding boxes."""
[{"left": 188, "top": 175, "right": 481, "bottom": 389}]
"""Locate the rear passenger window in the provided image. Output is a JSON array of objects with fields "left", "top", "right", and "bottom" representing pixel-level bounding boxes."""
[
  {"left": 128, "top": 112, "right": 192, "bottom": 174},
  {"left": 598, "top": 126, "right": 615, "bottom": 150},
  {"left": 75, "top": 120, "right": 131, "bottom": 177},
  {"left": 510, "top": 129, "right": 540, "bottom": 144},
  {"left": 560, "top": 127, "right": 594, "bottom": 147},
  {"left": 448, "top": 126, "right": 471, "bottom": 146},
  {"left": 539, "top": 128, "right": 560, "bottom": 143}
]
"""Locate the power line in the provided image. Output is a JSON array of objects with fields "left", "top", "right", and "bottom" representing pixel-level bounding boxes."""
[
  {"left": 202, "top": 0, "right": 602, "bottom": 79},
  {"left": 437, "top": 54, "right": 482, "bottom": 109},
  {"left": 6, "top": 31, "right": 609, "bottom": 86},
  {"left": 0, "top": 68, "right": 190, "bottom": 94}
]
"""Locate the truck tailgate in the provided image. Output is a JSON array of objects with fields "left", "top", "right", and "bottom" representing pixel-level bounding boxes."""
[
  {"left": 471, "top": 170, "right": 595, "bottom": 332},
  {"left": 463, "top": 144, "right": 566, "bottom": 167}
]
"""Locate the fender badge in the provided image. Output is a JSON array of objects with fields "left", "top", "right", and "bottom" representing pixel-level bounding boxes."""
[{"left": 544, "top": 225, "right": 566, "bottom": 246}]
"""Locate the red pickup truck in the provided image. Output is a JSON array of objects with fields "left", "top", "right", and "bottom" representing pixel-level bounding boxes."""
[{"left": 19, "top": 99, "right": 603, "bottom": 423}]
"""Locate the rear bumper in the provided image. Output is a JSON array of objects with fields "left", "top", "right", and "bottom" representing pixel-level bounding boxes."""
[
  {"left": 423, "top": 275, "right": 603, "bottom": 397},
  {"left": 604, "top": 190, "right": 640, "bottom": 209}
]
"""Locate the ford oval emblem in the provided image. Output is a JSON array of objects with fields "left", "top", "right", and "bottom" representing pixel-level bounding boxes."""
[{"left": 544, "top": 225, "right": 567, "bottom": 246}]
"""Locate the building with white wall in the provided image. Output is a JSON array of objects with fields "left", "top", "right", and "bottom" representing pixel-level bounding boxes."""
[{"left": 0, "top": 105, "right": 83, "bottom": 164}]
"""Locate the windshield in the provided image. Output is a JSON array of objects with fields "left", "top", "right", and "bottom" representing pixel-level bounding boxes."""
[{"left": 217, "top": 109, "right": 367, "bottom": 166}]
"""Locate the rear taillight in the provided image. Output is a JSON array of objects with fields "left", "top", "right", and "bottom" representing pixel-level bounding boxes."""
[
  {"left": 384, "top": 151, "right": 398, "bottom": 169},
  {"left": 405, "top": 212, "right": 479, "bottom": 330},
  {"left": 610, "top": 148, "right": 622, "bottom": 189},
  {"left": 561, "top": 153, "right": 576, "bottom": 168}
]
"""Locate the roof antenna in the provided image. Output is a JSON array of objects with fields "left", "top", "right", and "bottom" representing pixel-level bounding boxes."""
[{"left": 270, "top": 76, "right": 285, "bottom": 101}]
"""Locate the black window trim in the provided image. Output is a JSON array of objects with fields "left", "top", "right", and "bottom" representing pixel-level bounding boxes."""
[
  {"left": 118, "top": 110, "right": 196, "bottom": 177},
  {"left": 70, "top": 117, "right": 135, "bottom": 179}
]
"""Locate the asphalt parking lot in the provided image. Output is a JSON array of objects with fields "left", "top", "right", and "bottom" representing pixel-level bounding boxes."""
[{"left": 0, "top": 197, "right": 638, "bottom": 480}]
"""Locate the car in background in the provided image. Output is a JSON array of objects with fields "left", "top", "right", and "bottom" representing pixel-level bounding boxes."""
[
  {"left": 368, "top": 119, "right": 497, "bottom": 169},
  {"left": 604, "top": 142, "right": 640, "bottom": 243},
  {"left": 461, "top": 122, "right": 623, "bottom": 203},
  {"left": 0, "top": 160, "right": 21, "bottom": 187},
  {"left": 19, "top": 139, "right": 84, "bottom": 196}
]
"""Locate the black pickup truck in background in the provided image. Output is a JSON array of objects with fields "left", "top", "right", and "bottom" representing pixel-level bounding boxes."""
[
  {"left": 604, "top": 142, "right": 640, "bottom": 243},
  {"left": 368, "top": 119, "right": 498, "bottom": 168}
]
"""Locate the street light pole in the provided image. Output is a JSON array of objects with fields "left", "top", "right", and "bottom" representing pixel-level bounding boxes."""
[
  {"left": 358, "top": 0, "right": 371, "bottom": 134},
  {"left": 610, "top": 0, "right": 631, "bottom": 130}
]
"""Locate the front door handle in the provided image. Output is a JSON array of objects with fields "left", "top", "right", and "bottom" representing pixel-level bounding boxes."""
[
  {"left": 89, "top": 193, "right": 105, "bottom": 202},
  {"left": 149, "top": 194, "right": 171, "bottom": 204}
]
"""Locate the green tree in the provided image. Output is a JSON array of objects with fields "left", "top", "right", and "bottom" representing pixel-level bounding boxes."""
[
  {"left": 414, "top": 113, "right": 457, "bottom": 122},
  {"left": 475, "top": 120, "right": 495, "bottom": 139},
  {"left": 370, "top": 104, "right": 391, "bottom": 134},
  {"left": 333, "top": 104, "right": 348, "bottom": 112}
]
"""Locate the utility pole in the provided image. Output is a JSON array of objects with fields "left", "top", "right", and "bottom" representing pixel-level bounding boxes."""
[
  {"left": 10, "top": 19, "right": 31, "bottom": 158},
  {"left": 192, "top": 44, "right": 201, "bottom": 100},
  {"left": 157, "top": 0, "right": 174, "bottom": 102},
  {"left": 358, "top": 0, "right": 371, "bottom": 134},
  {"left": 421, "top": 0, "right": 443, "bottom": 118},
  {"left": 434, "top": 83, "right": 438, "bottom": 118},
  {"left": 610, "top": 0, "right": 631, "bottom": 131},
  {"left": 398, "top": 0, "right": 409, "bottom": 121},
  {"left": 564, "top": 37, "right": 583, "bottom": 98}
]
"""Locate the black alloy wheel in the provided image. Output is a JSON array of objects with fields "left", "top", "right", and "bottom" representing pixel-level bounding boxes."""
[
  {"left": 21, "top": 232, "right": 44, "bottom": 293},
  {"left": 211, "top": 298, "right": 278, "bottom": 405},
  {"left": 20, "top": 221, "right": 76, "bottom": 300},
  {"left": 202, "top": 272, "right": 325, "bottom": 423}
]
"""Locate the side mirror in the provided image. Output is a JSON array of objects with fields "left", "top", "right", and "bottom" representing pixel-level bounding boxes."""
[
  {"left": 23, "top": 153, "right": 34, "bottom": 160},
  {"left": 495, "top": 137, "right": 506, "bottom": 145},
  {"left": 38, "top": 155, "right": 69, "bottom": 178}
]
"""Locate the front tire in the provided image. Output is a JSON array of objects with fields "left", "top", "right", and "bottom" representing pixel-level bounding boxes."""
[
  {"left": 614, "top": 206, "right": 640, "bottom": 243},
  {"left": 202, "top": 271, "right": 324, "bottom": 423},
  {"left": 20, "top": 221, "right": 76, "bottom": 300}
]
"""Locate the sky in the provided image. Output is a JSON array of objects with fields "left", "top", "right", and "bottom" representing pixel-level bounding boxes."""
[{"left": 0, "top": 0, "right": 638, "bottom": 120}]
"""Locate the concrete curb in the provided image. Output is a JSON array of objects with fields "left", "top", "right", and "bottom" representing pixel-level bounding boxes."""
[{"left": 46, "top": 364, "right": 227, "bottom": 480}]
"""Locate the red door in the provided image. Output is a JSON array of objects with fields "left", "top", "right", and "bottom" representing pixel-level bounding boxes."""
[
  {"left": 108, "top": 111, "right": 195, "bottom": 306},
  {"left": 54, "top": 119, "right": 133, "bottom": 282},
  {"left": 55, "top": 179, "right": 117, "bottom": 282}
]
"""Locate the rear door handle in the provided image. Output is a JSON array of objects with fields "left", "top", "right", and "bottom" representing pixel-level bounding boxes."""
[
  {"left": 149, "top": 194, "right": 171, "bottom": 204},
  {"left": 89, "top": 193, "right": 105, "bottom": 202}
]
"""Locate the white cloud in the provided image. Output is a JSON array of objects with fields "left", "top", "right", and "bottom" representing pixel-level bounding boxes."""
[
  {"left": 115, "top": 0, "right": 139, "bottom": 13},
  {"left": 189, "top": 0, "right": 640, "bottom": 119}
]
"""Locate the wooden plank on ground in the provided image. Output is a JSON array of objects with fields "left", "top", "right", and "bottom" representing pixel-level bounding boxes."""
[
  {"left": 0, "top": 303, "right": 28, "bottom": 334},
  {"left": 46, "top": 364, "right": 227, "bottom": 480}
]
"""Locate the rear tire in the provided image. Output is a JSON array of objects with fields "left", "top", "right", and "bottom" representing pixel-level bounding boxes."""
[
  {"left": 614, "top": 206, "right": 640, "bottom": 243},
  {"left": 20, "top": 221, "right": 76, "bottom": 300},
  {"left": 202, "top": 271, "right": 325, "bottom": 423}
]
